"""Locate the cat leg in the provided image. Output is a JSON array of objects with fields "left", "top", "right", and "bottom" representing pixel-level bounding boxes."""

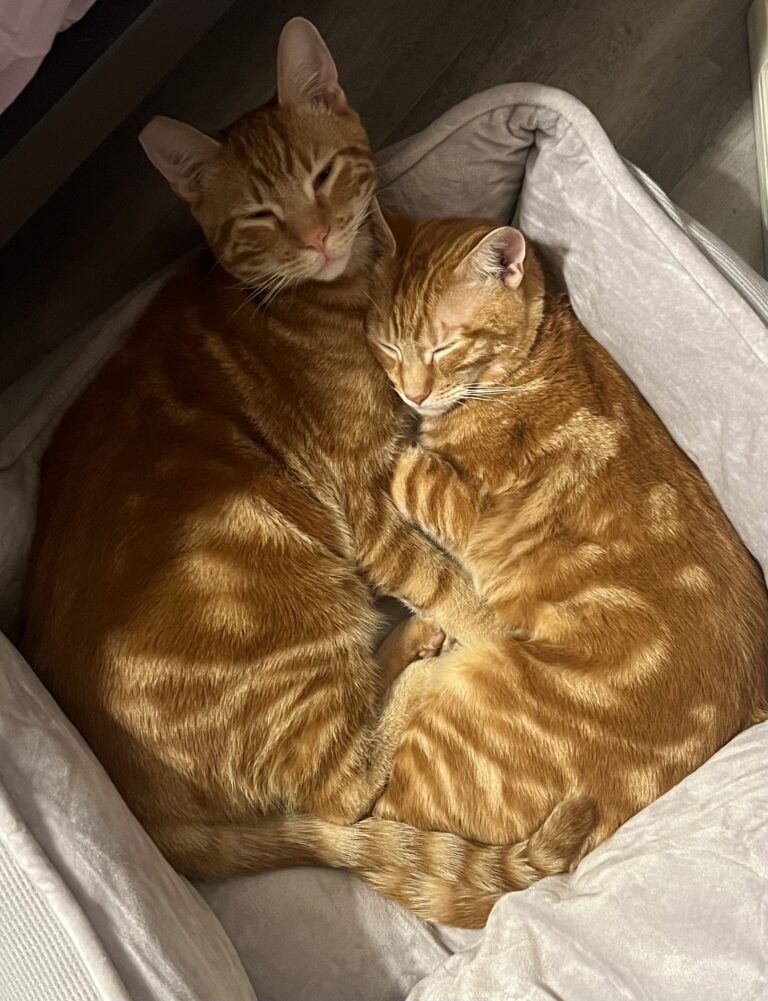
[
  {"left": 301, "top": 653, "right": 440, "bottom": 825},
  {"left": 391, "top": 444, "right": 477, "bottom": 551},
  {"left": 356, "top": 499, "right": 498, "bottom": 645},
  {"left": 307, "top": 621, "right": 449, "bottom": 823}
]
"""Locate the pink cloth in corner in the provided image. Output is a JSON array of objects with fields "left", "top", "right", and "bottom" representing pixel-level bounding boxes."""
[{"left": 0, "top": 0, "right": 99, "bottom": 115}]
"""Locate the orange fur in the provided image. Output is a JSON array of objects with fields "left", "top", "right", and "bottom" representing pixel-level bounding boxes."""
[
  {"left": 20, "top": 22, "right": 528, "bottom": 928},
  {"left": 369, "top": 218, "right": 768, "bottom": 910}
]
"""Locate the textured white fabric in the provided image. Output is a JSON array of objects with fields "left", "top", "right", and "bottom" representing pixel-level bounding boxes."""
[
  {"left": 626, "top": 161, "right": 768, "bottom": 325},
  {"left": 0, "top": 0, "right": 97, "bottom": 114},
  {"left": 198, "top": 868, "right": 452, "bottom": 1001},
  {"left": 0, "top": 787, "right": 129, "bottom": 1001},
  {"left": 0, "top": 82, "right": 766, "bottom": 1001},
  {"left": 0, "top": 632, "right": 257, "bottom": 1001}
]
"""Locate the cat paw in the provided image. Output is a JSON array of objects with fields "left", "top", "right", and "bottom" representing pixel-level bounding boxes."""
[
  {"left": 415, "top": 629, "right": 446, "bottom": 660},
  {"left": 377, "top": 616, "right": 446, "bottom": 687}
]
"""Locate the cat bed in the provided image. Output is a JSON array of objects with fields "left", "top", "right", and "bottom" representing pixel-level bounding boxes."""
[{"left": 0, "top": 83, "right": 767, "bottom": 1001}]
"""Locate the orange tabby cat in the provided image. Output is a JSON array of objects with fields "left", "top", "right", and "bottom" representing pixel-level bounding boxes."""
[
  {"left": 367, "top": 217, "right": 768, "bottom": 925},
  {"left": 24, "top": 20, "right": 592, "bottom": 927}
]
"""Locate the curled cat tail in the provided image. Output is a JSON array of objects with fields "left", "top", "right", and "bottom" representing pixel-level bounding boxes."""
[
  {"left": 159, "top": 795, "right": 596, "bottom": 928},
  {"left": 342, "top": 796, "right": 597, "bottom": 927}
]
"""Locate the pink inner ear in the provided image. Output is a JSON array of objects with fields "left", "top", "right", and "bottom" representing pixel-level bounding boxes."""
[
  {"left": 311, "top": 83, "right": 345, "bottom": 112},
  {"left": 499, "top": 228, "right": 526, "bottom": 289},
  {"left": 277, "top": 18, "right": 346, "bottom": 110},
  {"left": 501, "top": 228, "right": 525, "bottom": 267},
  {"left": 456, "top": 226, "right": 527, "bottom": 292}
]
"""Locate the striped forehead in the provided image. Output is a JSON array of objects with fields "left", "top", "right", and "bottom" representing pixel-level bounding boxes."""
[
  {"left": 226, "top": 114, "right": 314, "bottom": 186},
  {"left": 391, "top": 242, "right": 457, "bottom": 343},
  {"left": 224, "top": 110, "right": 371, "bottom": 199},
  {"left": 390, "top": 220, "right": 495, "bottom": 344}
]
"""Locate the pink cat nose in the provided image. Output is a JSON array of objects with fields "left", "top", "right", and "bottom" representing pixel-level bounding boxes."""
[
  {"left": 302, "top": 228, "right": 328, "bottom": 254},
  {"left": 406, "top": 389, "right": 431, "bottom": 405}
]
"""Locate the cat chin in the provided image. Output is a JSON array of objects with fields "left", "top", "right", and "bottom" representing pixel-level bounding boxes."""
[
  {"left": 408, "top": 401, "right": 455, "bottom": 418},
  {"left": 311, "top": 252, "right": 352, "bottom": 282}
]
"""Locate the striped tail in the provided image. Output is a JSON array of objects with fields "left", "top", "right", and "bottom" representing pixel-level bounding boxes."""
[{"left": 161, "top": 795, "right": 596, "bottom": 928}]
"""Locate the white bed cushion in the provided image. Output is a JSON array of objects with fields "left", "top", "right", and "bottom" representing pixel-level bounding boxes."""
[{"left": 0, "top": 83, "right": 766, "bottom": 1000}]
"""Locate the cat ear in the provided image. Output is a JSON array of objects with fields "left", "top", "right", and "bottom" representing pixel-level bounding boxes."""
[
  {"left": 139, "top": 116, "right": 221, "bottom": 203},
  {"left": 363, "top": 200, "right": 397, "bottom": 328},
  {"left": 456, "top": 226, "right": 527, "bottom": 290},
  {"left": 370, "top": 199, "right": 397, "bottom": 259},
  {"left": 277, "top": 17, "right": 346, "bottom": 111}
]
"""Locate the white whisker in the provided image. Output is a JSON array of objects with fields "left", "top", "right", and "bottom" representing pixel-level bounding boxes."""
[{"left": 465, "top": 383, "right": 536, "bottom": 397}]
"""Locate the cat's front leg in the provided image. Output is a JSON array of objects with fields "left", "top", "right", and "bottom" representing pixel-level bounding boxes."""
[
  {"left": 391, "top": 444, "right": 477, "bottom": 553},
  {"left": 352, "top": 490, "right": 498, "bottom": 646}
]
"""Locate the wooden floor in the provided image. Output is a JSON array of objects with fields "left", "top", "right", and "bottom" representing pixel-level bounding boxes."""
[{"left": 0, "top": 0, "right": 760, "bottom": 392}]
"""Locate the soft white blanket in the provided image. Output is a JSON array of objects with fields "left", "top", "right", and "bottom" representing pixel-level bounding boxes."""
[{"left": 0, "top": 83, "right": 765, "bottom": 1001}]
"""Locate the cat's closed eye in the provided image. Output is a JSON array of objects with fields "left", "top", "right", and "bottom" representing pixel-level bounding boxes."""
[
  {"left": 247, "top": 209, "right": 277, "bottom": 223},
  {"left": 375, "top": 341, "right": 402, "bottom": 359},
  {"left": 313, "top": 161, "right": 334, "bottom": 190},
  {"left": 430, "top": 341, "right": 462, "bottom": 360}
]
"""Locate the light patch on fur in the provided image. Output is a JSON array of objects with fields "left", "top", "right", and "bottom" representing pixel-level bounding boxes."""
[
  {"left": 199, "top": 596, "right": 256, "bottom": 636},
  {"left": 182, "top": 550, "right": 244, "bottom": 590},
  {"left": 563, "top": 542, "right": 609, "bottom": 572},
  {"left": 511, "top": 710, "right": 559, "bottom": 746},
  {"left": 624, "top": 766, "right": 659, "bottom": 807},
  {"left": 430, "top": 656, "right": 479, "bottom": 704},
  {"left": 536, "top": 585, "right": 650, "bottom": 643},
  {"left": 591, "top": 637, "right": 671, "bottom": 695},
  {"left": 427, "top": 743, "right": 465, "bottom": 806},
  {"left": 608, "top": 539, "right": 634, "bottom": 559},
  {"left": 667, "top": 730, "right": 707, "bottom": 764},
  {"left": 509, "top": 465, "right": 582, "bottom": 534},
  {"left": 646, "top": 483, "right": 681, "bottom": 538},
  {"left": 215, "top": 493, "right": 262, "bottom": 539},
  {"left": 631, "top": 638, "right": 670, "bottom": 675},
  {"left": 570, "top": 584, "right": 649, "bottom": 612},
  {"left": 205, "top": 492, "right": 321, "bottom": 552},
  {"left": 673, "top": 564, "right": 713, "bottom": 593},
  {"left": 507, "top": 415, "right": 621, "bottom": 534},
  {"left": 534, "top": 601, "right": 573, "bottom": 643},
  {"left": 471, "top": 751, "right": 507, "bottom": 810},
  {"left": 545, "top": 408, "right": 622, "bottom": 473},
  {"left": 690, "top": 703, "right": 717, "bottom": 728},
  {"left": 480, "top": 571, "right": 527, "bottom": 607}
]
